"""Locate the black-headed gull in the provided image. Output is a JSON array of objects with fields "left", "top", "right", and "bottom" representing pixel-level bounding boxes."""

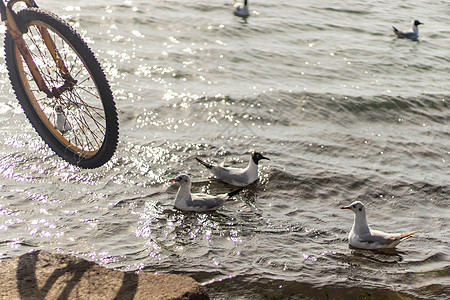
[
  {"left": 341, "top": 201, "right": 421, "bottom": 250},
  {"left": 196, "top": 151, "right": 269, "bottom": 187},
  {"left": 392, "top": 19, "right": 423, "bottom": 41},
  {"left": 169, "top": 174, "right": 244, "bottom": 212},
  {"left": 233, "top": 0, "right": 250, "bottom": 18},
  {"left": 55, "top": 105, "right": 71, "bottom": 133}
]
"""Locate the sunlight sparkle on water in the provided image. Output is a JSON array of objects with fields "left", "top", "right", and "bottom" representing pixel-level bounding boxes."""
[
  {"left": 63, "top": 6, "right": 80, "bottom": 12},
  {"left": 7, "top": 240, "right": 21, "bottom": 250},
  {"left": 135, "top": 225, "right": 152, "bottom": 238},
  {"left": 302, "top": 254, "right": 318, "bottom": 262}
]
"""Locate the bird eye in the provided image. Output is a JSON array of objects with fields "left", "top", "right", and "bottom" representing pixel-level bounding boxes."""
[{"left": 359, "top": 208, "right": 362, "bottom": 211}]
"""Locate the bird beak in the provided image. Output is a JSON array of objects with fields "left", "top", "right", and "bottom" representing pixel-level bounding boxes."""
[
  {"left": 341, "top": 206, "right": 350, "bottom": 210},
  {"left": 261, "top": 155, "right": 270, "bottom": 161},
  {"left": 169, "top": 178, "right": 179, "bottom": 183}
]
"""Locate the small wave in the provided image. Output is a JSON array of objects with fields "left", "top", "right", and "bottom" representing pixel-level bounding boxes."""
[
  {"left": 322, "top": 7, "right": 372, "bottom": 15},
  {"left": 205, "top": 273, "right": 417, "bottom": 300},
  {"left": 408, "top": 252, "right": 449, "bottom": 266},
  {"left": 160, "top": 91, "right": 449, "bottom": 128}
]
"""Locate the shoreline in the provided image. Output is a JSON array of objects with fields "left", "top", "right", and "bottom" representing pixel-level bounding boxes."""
[{"left": 0, "top": 250, "right": 209, "bottom": 300}]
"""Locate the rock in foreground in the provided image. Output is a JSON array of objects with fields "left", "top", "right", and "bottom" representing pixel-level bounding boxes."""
[{"left": 0, "top": 250, "right": 209, "bottom": 300}]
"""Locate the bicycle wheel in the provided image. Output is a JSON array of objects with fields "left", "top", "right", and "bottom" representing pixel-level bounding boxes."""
[{"left": 5, "top": 8, "right": 119, "bottom": 168}]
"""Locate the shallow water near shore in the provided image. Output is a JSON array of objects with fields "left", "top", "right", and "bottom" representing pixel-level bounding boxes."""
[{"left": 0, "top": 0, "right": 449, "bottom": 299}]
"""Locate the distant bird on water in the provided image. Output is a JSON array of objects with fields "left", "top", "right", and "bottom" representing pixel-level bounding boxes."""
[
  {"left": 169, "top": 174, "right": 244, "bottom": 212},
  {"left": 196, "top": 151, "right": 269, "bottom": 187},
  {"left": 55, "top": 105, "right": 71, "bottom": 133},
  {"left": 341, "top": 201, "right": 422, "bottom": 250},
  {"left": 233, "top": 0, "right": 250, "bottom": 18},
  {"left": 392, "top": 19, "right": 423, "bottom": 41}
]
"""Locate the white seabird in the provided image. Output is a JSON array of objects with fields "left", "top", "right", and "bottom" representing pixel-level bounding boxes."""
[
  {"left": 233, "top": 0, "right": 250, "bottom": 18},
  {"left": 392, "top": 19, "right": 423, "bottom": 41},
  {"left": 55, "top": 105, "right": 71, "bottom": 133},
  {"left": 196, "top": 151, "right": 269, "bottom": 187},
  {"left": 341, "top": 201, "right": 421, "bottom": 250},
  {"left": 169, "top": 174, "right": 244, "bottom": 212}
]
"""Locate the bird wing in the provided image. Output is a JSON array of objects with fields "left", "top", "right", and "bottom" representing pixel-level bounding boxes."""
[
  {"left": 212, "top": 166, "right": 250, "bottom": 186},
  {"left": 196, "top": 157, "right": 213, "bottom": 169},
  {"left": 402, "top": 32, "right": 417, "bottom": 39},
  {"left": 191, "top": 193, "right": 227, "bottom": 209},
  {"left": 387, "top": 230, "right": 422, "bottom": 240},
  {"left": 64, "top": 119, "right": 72, "bottom": 131},
  {"left": 393, "top": 29, "right": 418, "bottom": 40},
  {"left": 360, "top": 229, "right": 421, "bottom": 247},
  {"left": 359, "top": 230, "right": 394, "bottom": 245}
]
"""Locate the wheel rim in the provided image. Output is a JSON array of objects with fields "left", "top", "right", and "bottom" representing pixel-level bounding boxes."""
[{"left": 15, "top": 21, "right": 108, "bottom": 157}]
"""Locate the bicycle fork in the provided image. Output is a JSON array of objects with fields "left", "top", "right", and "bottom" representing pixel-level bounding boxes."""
[{"left": 2, "top": 0, "right": 77, "bottom": 99}]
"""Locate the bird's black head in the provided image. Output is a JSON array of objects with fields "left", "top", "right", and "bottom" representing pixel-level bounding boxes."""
[
  {"left": 252, "top": 152, "right": 270, "bottom": 164},
  {"left": 414, "top": 20, "right": 423, "bottom": 26}
]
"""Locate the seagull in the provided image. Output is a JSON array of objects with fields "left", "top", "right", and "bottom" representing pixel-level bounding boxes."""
[
  {"left": 195, "top": 151, "right": 269, "bottom": 187},
  {"left": 55, "top": 105, "right": 71, "bottom": 133},
  {"left": 392, "top": 19, "right": 423, "bottom": 41},
  {"left": 341, "top": 201, "right": 421, "bottom": 250},
  {"left": 169, "top": 174, "right": 244, "bottom": 212},
  {"left": 233, "top": 0, "right": 250, "bottom": 18}
]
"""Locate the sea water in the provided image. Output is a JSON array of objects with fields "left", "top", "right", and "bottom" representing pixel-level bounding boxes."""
[{"left": 0, "top": 1, "right": 448, "bottom": 298}]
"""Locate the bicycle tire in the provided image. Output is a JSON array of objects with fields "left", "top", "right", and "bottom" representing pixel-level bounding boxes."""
[{"left": 5, "top": 8, "right": 119, "bottom": 168}]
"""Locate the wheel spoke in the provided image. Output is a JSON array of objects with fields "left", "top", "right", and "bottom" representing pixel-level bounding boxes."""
[{"left": 18, "top": 20, "right": 108, "bottom": 154}]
